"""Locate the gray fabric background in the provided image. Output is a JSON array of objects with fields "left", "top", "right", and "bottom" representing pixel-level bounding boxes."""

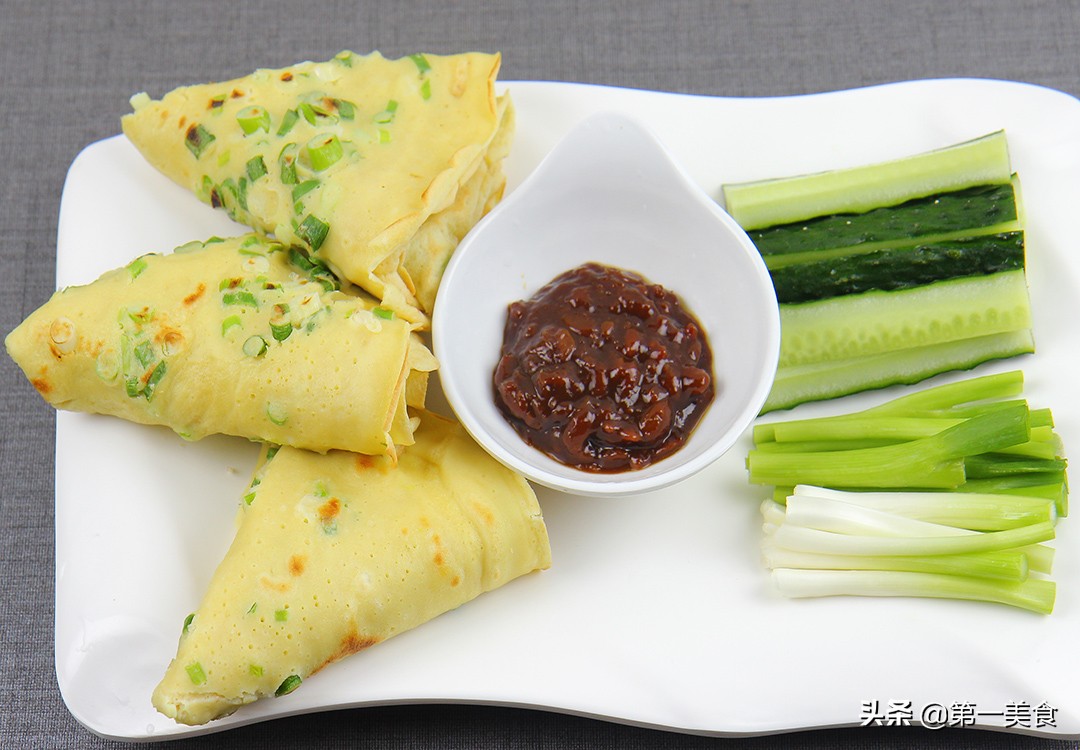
[{"left": 3, "top": 0, "right": 1079, "bottom": 747}]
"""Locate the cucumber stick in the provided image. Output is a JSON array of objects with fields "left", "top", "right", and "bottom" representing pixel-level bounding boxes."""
[
  {"left": 778, "top": 269, "right": 1032, "bottom": 367},
  {"left": 724, "top": 130, "right": 1013, "bottom": 230},
  {"left": 753, "top": 179, "right": 1020, "bottom": 267},
  {"left": 770, "top": 232, "right": 1025, "bottom": 304},
  {"left": 764, "top": 329, "right": 1035, "bottom": 413},
  {"left": 721, "top": 130, "right": 1034, "bottom": 413}
]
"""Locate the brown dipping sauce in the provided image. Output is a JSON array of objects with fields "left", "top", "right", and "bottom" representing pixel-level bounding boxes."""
[{"left": 493, "top": 262, "right": 715, "bottom": 473}]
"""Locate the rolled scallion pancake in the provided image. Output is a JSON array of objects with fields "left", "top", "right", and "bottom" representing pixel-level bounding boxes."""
[
  {"left": 121, "top": 50, "right": 513, "bottom": 325},
  {"left": 5, "top": 234, "right": 436, "bottom": 457},
  {"left": 152, "top": 413, "right": 551, "bottom": 725}
]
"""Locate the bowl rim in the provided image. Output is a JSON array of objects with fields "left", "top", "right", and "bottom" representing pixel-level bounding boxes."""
[{"left": 433, "top": 110, "right": 780, "bottom": 497}]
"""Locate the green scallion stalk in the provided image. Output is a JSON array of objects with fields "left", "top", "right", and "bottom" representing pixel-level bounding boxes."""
[
  {"left": 186, "top": 662, "right": 207, "bottom": 686},
  {"left": 335, "top": 98, "right": 356, "bottom": 120},
  {"left": 277, "top": 108, "right": 299, "bottom": 136},
  {"left": 1019, "top": 544, "right": 1055, "bottom": 575},
  {"left": 298, "top": 102, "right": 317, "bottom": 125},
  {"left": 128, "top": 307, "right": 154, "bottom": 325},
  {"left": 784, "top": 492, "right": 984, "bottom": 537},
  {"left": 748, "top": 404, "right": 1031, "bottom": 488},
  {"left": 789, "top": 485, "right": 1056, "bottom": 531},
  {"left": 184, "top": 124, "right": 216, "bottom": 159},
  {"left": 769, "top": 520, "right": 1055, "bottom": 557},
  {"left": 866, "top": 370, "right": 1025, "bottom": 415},
  {"left": 236, "top": 105, "right": 271, "bottom": 135},
  {"left": 221, "top": 313, "right": 243, "bottom": 335},
  {"left": 306, "top": 134, "right": 343, "bottom": 171},
  {"left": 270, "top": 321, "right": 292, "bottom": 342},
  {"left": 409, "top": 53, "right": 432, "bottom": 74},
  {"left": 222, "top": 290, "right": 259, "bottom": 307},
  {"left": 279, "top": 143, "right": 299, "bottom": 185},
  {"left": 771, "top": 568, "right": 1055, "bottom": 615},
  {"left": 127, "top": 256, "right": 149, "bottom": 279},
  {"left": 246, "top": 155, "right": 268, "bottom": 181},
  {"left": 275, "top": 674, "right": 302, "bottom": 697},
  {"left": 964, "top": 455, "right": 1066, "bottom": 479},
  {"left": 243, "top": 336, "right": 268, "bottom": 358},
  {"left": 133, "top": 340, "right": 155, "bottom": 369},
  {"left": 267, "top": 402, "right": 288, "bottom": 425},
  {"left": 295, "top": 214, "right": 330, "bottom": 251},
  {"left": 761, "top": 543, "right": 1028, "bottom": 581},
  {"left": 372, "top": 306, "right": 395, "bottom": 320},
  {"left": 374, "top": 99, "right": 398, "bottom": 124},
  {"left": 143, "top": 360, "right": 167, "bottom": 400},
  {"left": 292, "top": 179, "right": 320, "bottom": 203}
]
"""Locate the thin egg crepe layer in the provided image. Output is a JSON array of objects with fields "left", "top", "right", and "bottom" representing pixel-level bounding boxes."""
[
  {"left": 4, "top": 234, "right": 436, "bottom": 457},
  {"left": 121, "top": 50, "right": 513, "bottom": 325},
  {"left": 152, "top": 413, "right": 551, "bottom": 725}
]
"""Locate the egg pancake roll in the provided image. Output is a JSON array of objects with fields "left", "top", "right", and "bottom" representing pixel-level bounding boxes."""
[
  {"left": 5, "top": 234, "right": 436, "bottom": 457},
  {"left": 121, "top": 50, "right": 513, "bottom": 325},
  {"left": 152, "top": 413, "right": 551, "bottom": 725}
]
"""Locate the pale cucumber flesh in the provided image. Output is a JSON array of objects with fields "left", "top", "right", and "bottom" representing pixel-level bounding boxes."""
[
  {"left": 763, "top": 329, "right": 1035, "bottom": 414},
  {"left": 778, "top": 269, "right": 1032, "bottom": 368},
  {"left": 723, "top": 130, "right": 1013, "bottom": 230}
]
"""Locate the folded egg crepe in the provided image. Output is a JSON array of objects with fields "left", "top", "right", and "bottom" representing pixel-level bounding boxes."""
[
  {"left": 121, "top": 50, "right": 513, "bottom": 324},
  {"left": 5, "top": 234, "right": 436, "bottom": 457},
  {"left": 152, "top": 413, "right": 551, "bottom": 725}
]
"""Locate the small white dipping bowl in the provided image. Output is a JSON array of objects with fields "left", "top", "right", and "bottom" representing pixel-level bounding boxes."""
[{"left": 433, "top": 111, "right": 780, "bottom": 497}]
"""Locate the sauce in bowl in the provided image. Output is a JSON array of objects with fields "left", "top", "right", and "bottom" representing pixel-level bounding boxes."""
[{"left": 493, "top": 262, "right": 715, "bottom": 472}]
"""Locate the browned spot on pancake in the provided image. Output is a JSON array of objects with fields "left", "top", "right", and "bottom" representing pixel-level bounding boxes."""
[
  {"left": 31, "top": 377, "right": 52, "bottom": 395},
  {"left": 281, "top": 71, "right": 293, "bottom": 82},
  {"left": 288, "top": 554, "right": 306, "bottom": 576},
  {"left": 317, "top": 498, "right": 341, "bottom": 524},
  {"left": 231, "top": 89, "right": 244, "bottom": 99},
  {"left": 156, "top": 328, "right": 184, "bottom": 354},
  {"left": 259, "top": 575, "right": 291, "bottom": 593},
  {"left": 177, "top": 114, "right": 187, "bottom": 129},
  {"left": 450, "top": 576, "right": 461, "bottom": 587},
  {"left": 183, "top": 282, "right": 206, "bottom": 306},
  {"left": 311, "top": 630, "right": 381, "bottom": 675},
  {"left": 432, "top": 534, "right": 445, "bottom": 567},
  {"left": 419, "top": 516, "right": 431, "bottom": 529},
  {"left": 400, "top": 527, "right": 409, "bottom": 535},
  {"left": 471, "top": 502, "right": 496, "bottom": 527},
  {"left": 355, "top": 454, "right": 376, "bottom": 471},
  {"left": 130, "top": 305, "right": 154, "bottom": 322}
]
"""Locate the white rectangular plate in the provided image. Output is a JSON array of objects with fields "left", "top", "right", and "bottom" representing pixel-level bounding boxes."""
[{"left": 54, "top": 79, "right": 1080, "bottom": 740}]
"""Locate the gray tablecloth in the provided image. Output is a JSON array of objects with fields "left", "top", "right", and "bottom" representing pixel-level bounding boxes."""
[{"left": 3, "top": 1, "right": 1079, "bottom": 747}]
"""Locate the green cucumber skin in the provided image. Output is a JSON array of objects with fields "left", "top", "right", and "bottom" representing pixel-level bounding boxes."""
[
  {"left": 762, "top": 329, "right": 1035, "bottom": 414},
  {"left": 770, "top": 232, "right": 1025, "bottom": 304},
  {"left": 778, "top": 269, "right": 1032, "bottom": 368},
  {"left": 750, "top": 182, "right": 1019, "bottom": 259}
]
